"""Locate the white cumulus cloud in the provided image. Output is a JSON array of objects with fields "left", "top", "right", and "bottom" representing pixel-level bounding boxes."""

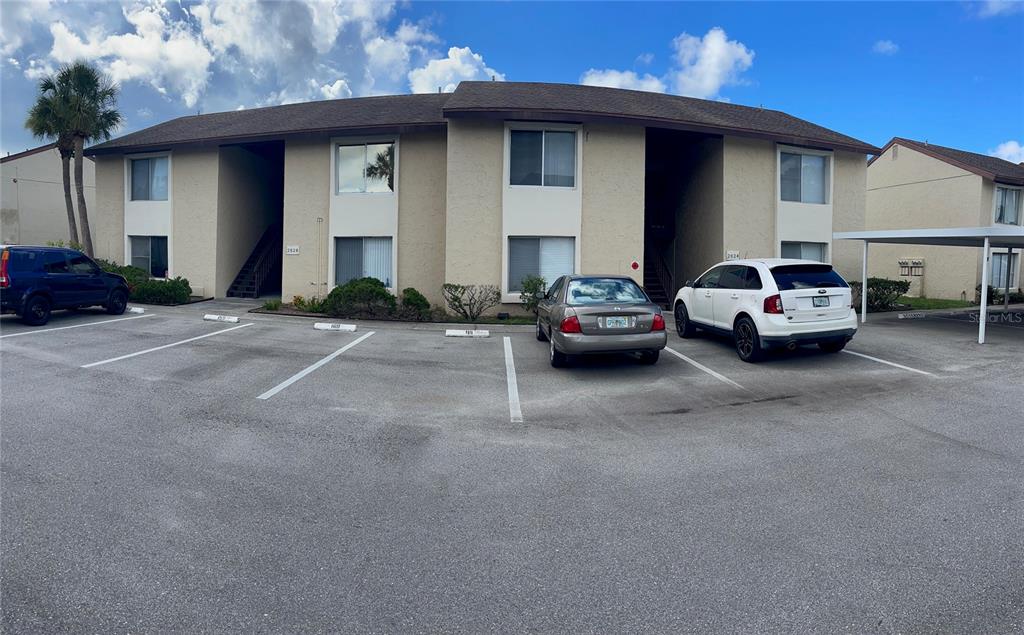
[
  {"left": 579, "top": 69, "right": 666, "bottom": 93},
  {"left": 408, "top": 46, "right": 504, "bottom": 93},
  {"left": 872, "top": 40, "right": 900, "bottom": 55},
  {"left": 976, "top": 1, "right": 1024, "bottom": 17},
  {"left": 990, "top": 140, "right": 1024, "bottom": 164},
  {"left": 0, "top": 0, "right": 51, "bottom": 56},
  {"left": 320, "top": 79, "right": 353, "bottom": 100}
]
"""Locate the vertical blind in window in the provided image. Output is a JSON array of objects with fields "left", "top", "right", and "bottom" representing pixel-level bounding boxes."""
[
  {"left": 780, "top": 152, "right": 827, "bottom": 204},
  {"left": 130, "top": 157, "right": 168, "bottom": 201},
  {"left": 129, "top": 235, "right": 168, "bottom": 277},
  {"left": 509, "top": 130, "right": 576, "bottom": 187},
  {"left": 508, "top": 237, "right": 575, "bottom": 291},
  {"left": 991, "top": 252, "right": 1019, "bottom": 289},
  {"left": 334, "top": 237, "right": 393, "bottom": 287},
  {"left": 995, "top": 187, "right": 1021, "bottom": 225},
  {"left": 781, "top": 241, "right": 827, "bottom": 262}
]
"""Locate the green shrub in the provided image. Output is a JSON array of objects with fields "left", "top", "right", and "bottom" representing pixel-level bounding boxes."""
[
  {"left": 131, "top": 277, "right": 191, "bottom": 305},
  {"left": 292, "top": 295, "right": 327, "bottom": 313},
  {"left": 95, "top": 258, "right": 150, "bottom": 290},
  {"left": 518, "top": 275, "right": 547, "bottom": 314},
  {"left": 324, "top": 277, "right": 396, "bottom": 318},
  {"left": 398, "top": 287, "right": 430, "bottom": 320},
  {"left": 441, "top": 283, "right": 501, "bottom": 321},
  {"left": 46, "top": 239, "right": 85, "bottom": 251},
  {"left": 849, "top": 278, "right": 912, "bottom": 313},
  {"left": 262, "top": 299, "right": 282, "bottom": 311}
]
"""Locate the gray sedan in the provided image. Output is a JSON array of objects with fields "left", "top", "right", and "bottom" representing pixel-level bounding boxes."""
[{"left": 536, "top": 275, "right": 667, "bottom": 367}]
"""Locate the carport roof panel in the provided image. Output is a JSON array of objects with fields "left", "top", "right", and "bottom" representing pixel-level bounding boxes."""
[{"left": 834, "top": 226, "right": 1024, "bottom": 248}]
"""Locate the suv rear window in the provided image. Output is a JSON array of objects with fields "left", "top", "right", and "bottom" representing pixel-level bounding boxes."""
[
  {"left": 5, "top": 249, "right": 42, "bottom": 273},
  {"left": 770, "top": 264, "right": 849, "bottom": 290}
]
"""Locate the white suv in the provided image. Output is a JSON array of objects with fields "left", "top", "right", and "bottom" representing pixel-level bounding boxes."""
[{"left": 672, "top": 259, "right": 858, "bottom": 362}]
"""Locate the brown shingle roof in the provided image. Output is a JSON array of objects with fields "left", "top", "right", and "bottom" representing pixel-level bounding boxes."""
[
  {"left": 87, "top": 81, "right": 879, "bottom": 156},
  {"left": 873, "top": 137, "right": 1024, "bottom": 185},
  {"left": 87, "top": 93, "right": 451, "bottom": 155},
  {"left": 444, "top": 82, "right": 879, "bottom": 154}
]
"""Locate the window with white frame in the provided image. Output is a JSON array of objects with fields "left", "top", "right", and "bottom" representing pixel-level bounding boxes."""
[
  {"left": 335, "top": 237, "right": 392, "bottom": 287},
  {"left": 130, "top": 157, "right": 169, "bottom": 201},
  {"left": 994, "top": 186, "right": 1021, "bottom": 225},
  {"left": 129, "top": 235, "right": 168, "bottom": 277},
  {"left": 780, "top": 152, "right": 829, "bottom": 204},
  {"left": 508, "top": 236, "right": 575, "bottom": 292},
  {"left": 336, "top": 142, "right": 395, "bottom": 193},
  {"left": 781, "top": 241, "right": 827, "bottom": 262},
  {"left": 509, "top": 130, "right": 576, "bottom": 187},
  {"left": 991, "top": 252, "right": 1019, "bottom": 289}
]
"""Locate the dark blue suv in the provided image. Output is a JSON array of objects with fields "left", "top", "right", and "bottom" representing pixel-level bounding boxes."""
[{"left": 0, "top": 245, "right": 131, "bottom": 326}]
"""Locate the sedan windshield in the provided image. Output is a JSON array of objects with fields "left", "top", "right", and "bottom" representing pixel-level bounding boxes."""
[
  {"left": 566, "top": 278, "right": 649, "bottom": 305},
  {"left": 770, "top": 264, "right": 849, "bottom": 290}
]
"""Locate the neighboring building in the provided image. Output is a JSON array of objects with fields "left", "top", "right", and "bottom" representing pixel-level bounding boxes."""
[
  {"left": 1, "top": 143, "right": 96, "bottom": 247},
  {"left": 85, "top": 81, "right": 877, "bottom": 307},
  {"left": 866, "top": 138, "right": 1024, "bottom": 300}
]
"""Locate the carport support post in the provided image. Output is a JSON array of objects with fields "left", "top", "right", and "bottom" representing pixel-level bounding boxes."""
[
  {"left": 979, "top": 237, "right": 990, "bottom": 344},
  {"left": 861, "top": 241, "right": 868, "bottom": 324}
]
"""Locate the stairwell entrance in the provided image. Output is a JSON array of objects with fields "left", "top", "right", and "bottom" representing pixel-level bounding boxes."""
[{"left": 220, "top": 141, "right": 284, "bottom": 299}]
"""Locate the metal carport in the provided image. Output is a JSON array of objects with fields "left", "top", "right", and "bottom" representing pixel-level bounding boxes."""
[{"left": 834, "top": 225, "right": 1024, "bottom": 343}]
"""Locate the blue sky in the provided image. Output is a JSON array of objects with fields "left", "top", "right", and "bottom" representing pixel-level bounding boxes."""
[{"left": 2, "top": 1, "right": 1022, "bottom": 161}]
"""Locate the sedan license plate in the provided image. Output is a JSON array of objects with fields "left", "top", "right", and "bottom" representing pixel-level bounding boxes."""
[
  {"left": 604, "top": 316, "right": 629, "bottom": 328},
  {"left": 812, "top": 296, "right": 830, "bottom": 308}
]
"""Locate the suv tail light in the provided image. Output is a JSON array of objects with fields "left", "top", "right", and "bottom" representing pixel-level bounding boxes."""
[
  {"left": 0, "top": 249, "right": 9, "bottom": 289},
  {"left": 763, "top": 294, "right": 784, "bottom": 314},
  {"left": 560, "top": 314, "right": 582, "bottom": 334},
  {"left": 651, "top": 314, "right": 665, "bottom": 331}
]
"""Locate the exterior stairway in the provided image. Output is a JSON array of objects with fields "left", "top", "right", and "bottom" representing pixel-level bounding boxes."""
[
  {"left": 643, "top": 260, "right": 671, "bottom": 309},
  {"left": 226, "top": 223, "right": 282, "bottom": 298}
]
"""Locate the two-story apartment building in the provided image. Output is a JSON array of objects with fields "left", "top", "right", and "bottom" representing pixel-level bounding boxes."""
[
  {"left": 866, "top": 138, "right": 1024, "bottom": 300},
  {"left": 85, "top": 81, "right": 878, "bottom": 309}
]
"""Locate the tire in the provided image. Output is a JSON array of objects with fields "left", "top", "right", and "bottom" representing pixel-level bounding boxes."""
[
  {"left": 819, "top": 340, "right": 847, "bottom": 354},
  {"left": 549, "top": 334, "right": 570, "bottom": 368},
  {"left": 21, "top": 295, "right": 52, "bottom": 326},
  {"left": 674, "top": 302, "right": 696, "bottom": 338},
  {"left": 733, "top": 316, "right": 764, "bottom": 363},
  {"left": 638, "top": 350, "right": 660, "bottom": 365},
  {"left": 536, "top": 317, "right": 547, "bottom": 342},
  {"left": 106, "top": 288, "right": 128, "bottom": 315}
]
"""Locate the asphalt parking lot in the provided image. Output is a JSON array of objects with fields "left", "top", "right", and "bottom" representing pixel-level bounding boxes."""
[{"left": 2, "top": 300, "right": 1022, "bottom": 632}]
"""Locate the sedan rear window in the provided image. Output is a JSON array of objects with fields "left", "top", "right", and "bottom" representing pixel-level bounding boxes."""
[
  {"left": 770, "top": 264, "right": 849, "bottom": 290},
  {"left": 566, "top": 278, "right": 649, "bottom": 305}
]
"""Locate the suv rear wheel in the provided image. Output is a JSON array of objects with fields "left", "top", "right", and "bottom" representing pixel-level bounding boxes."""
[
  {"left": 21, "top": 295, "right": 52, "bottom": 326},
  {"left": 106, "top": 288, "right": 128, "bottom": 315},
  {"left": 734, "top": 316, "right": 764, "bottom": 363}
]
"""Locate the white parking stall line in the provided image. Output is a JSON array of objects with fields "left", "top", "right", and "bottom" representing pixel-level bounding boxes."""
[
  {"left": 503, "top": 337, "right": 523, "bottom": 423},
  {"left": 842, "top": 350, "right": 934, "bottom": 376},
  {"left": 81, "top": 322, "right": 254, "bottom": 368},
  {"left": 257, "top": 331, "right": 375, "bottom": 400},
  {"left": 665, "top": 346, "right": 747, "bottom": 391},
  {"left": 0, "top": 313, "right": 155, "bottom": 339}
]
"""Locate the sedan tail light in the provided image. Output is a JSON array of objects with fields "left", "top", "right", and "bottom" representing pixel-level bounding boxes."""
[
  {"left": 0, "top": 250, "right": 9, "bottom": 289},
  {"left": 559, "top": 314, "right": 582, "bottom": 334},
  {"left": 763, "top": 294, "right": 784, "bottom": 314},
  {"left": 651, "top": 314, "right": 665, "bottom": 331}
]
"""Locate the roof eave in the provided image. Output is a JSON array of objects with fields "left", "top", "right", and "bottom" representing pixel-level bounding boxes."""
[{"left": 442, "top": 107, "right": 880, "bottom": 155}]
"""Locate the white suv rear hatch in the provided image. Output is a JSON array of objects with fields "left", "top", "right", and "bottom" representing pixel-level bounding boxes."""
[{"left": 770, "top": 264, "right": 852, "bottom": 323}]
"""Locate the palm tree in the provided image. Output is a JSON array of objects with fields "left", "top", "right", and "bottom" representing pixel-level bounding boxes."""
[
  {"left": 25, "top": 61, "right": 122, "bottom": 256},
  {"left": 364, "top": 145, "right": 395, "bottom": 191},
  {"left": 25, "top": 81, "right": 78, "bottom": 245}
]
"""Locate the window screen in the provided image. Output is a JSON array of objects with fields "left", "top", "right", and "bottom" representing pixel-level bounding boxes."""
[
  {"left": 509, "top": 130, "right": 575, "bottom": 187},
  {"left": 130, "top": 157, "right": 168, "bottom": 201},
  {"left": 509, "top": 130, "right": 543, "bottom": 186},
  {"left": 780, "top": 152, "right": 828, "bottom": 204},
  {"left": 129, "top": 236, "right": 167, "bottom": 277},
  {"left": 336, "top": 142, "right": 395, "bottom": 193},
  {"left": 508, "top": 237, "right": 575, "bottom": 292}
]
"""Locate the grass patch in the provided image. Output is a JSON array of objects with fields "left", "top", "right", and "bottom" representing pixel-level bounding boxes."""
[{"left": 897, "top": 296, "right": 973, "bottom": 310}]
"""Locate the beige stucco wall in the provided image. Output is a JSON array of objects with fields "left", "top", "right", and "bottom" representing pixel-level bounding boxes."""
[
  {"left": 215, "top": 146, "right": 280, "bottom": 297},
  {"left": 444, "top": 119, "right": 503, "bottom": 288},
  {"left": 722, "top": 136, "right": 774, "bottom": 262},
  {"left": 397, "top": 131, "right": 447, "bottom": 306},
  {"left": 91, "top": 156, "right": 124, "bottom": 263},
  {"left": 831, "top": 150, "right": 867, "bottom": 282},
  {"left": 866, "top": 143, "right": 986, "bottom": 299},
  {"left": 171, "top": 148, "right": 219, "bottom": 296},
  {"left": 674, "top": 137, "right": 724, "bottom": 284},
  {"left": 1, "top": 148, "right": 96, "bottom": 247},
  {"left": 281, "top": 140, "right": 331, "bottom": 302},
  {"left": 580, "top": 124, "right": 646, "bottom": 283}
]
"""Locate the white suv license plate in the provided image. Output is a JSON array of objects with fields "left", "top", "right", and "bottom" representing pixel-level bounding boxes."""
[
  {"left": 812, "top": 297, "right": 830, "bottom": 308},
  {"left": 605, "top": 316, "right": 629, "bottom": 328}
]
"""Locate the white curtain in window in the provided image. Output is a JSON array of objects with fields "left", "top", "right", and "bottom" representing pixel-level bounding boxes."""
[
  {"left": 543, "top": 131, "right": 575, "bottom": 187},
  {"left": 130, "top": 236, "right": 150, "bottom": 272},
  {"left": 362, "top": 237, "right": 392, "bottom": 287},
  {"left": 800, "top": 155, "right": 826, "bottom": 204},
  {"left": 150, "top": 157, "right": 169, "bottom": 200},
  {"left": 997, "top": 188, "right": 1020, "bottom": 225},
  {"left": 538, "top": 237, "right": 575, "bottom": 283}
]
